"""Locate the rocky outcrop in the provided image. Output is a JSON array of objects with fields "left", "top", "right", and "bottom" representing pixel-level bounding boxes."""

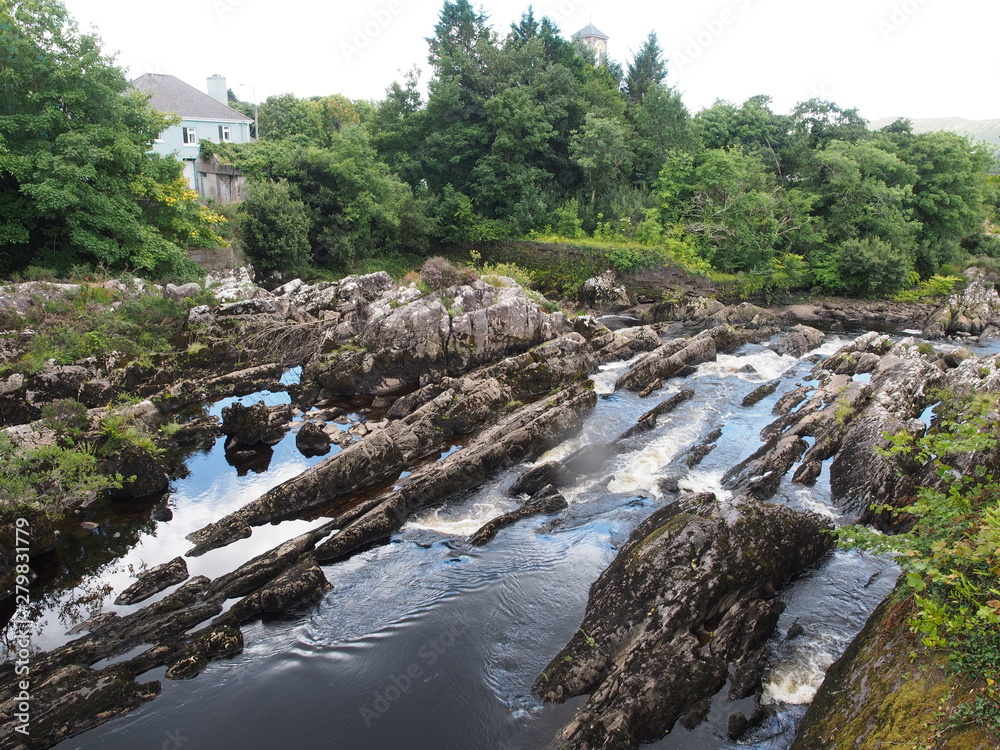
[
  {"left": 536, "top": 494, "right": 834, "bottom": 749},
  {"left": 115, "top": 556, "right": 189, "bottom": 605},
  {"left": 615, "top": 326, "right": 768, "bottom": 393},
  {"left": 469, "top": 485, "right": 568, "bottom": 546},
  {"left": 791, "top": 592, "right": 994, "bottom": 750},
  {"left": 188, "top": 336, "right": 592, "bottom": 553},
  {"left": 301, "top": 279, "right": 572, "bottom": 397},
  {"left": 590, "top": 325, "right": 663, "bottom": 365},
  {"left": 578, "top": 271, "right": 631, "bottom": 311},
  {"left": 924, "top": 270, "right": 1000, "bottom": 340},
  {"left": 313, "top": 381, "right": 597, "bottom": 562}
]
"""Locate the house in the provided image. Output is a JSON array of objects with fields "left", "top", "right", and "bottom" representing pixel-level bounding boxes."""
[
  {"left": 132, "top": 73, "right": 254, "bottom": 202},
  {"left": 574, "top": 23, "right": 610, "bottom": 65}
]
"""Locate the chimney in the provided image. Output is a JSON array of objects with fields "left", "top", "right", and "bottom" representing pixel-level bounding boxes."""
[{"left": 207, "top": 74, "right": 228, "bottom": 105}]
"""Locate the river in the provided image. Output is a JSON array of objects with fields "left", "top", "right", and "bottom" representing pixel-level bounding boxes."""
[{"left": 11, "top": 332, "right": 903, "bottom": 750}]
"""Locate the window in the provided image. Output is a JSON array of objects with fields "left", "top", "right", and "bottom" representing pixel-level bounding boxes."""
[
  {"left": 183, "top": 126, "right": 197, "bottom": 144},
  {"left": 218, "top": 125, "right": 232, "bottom": 142}
]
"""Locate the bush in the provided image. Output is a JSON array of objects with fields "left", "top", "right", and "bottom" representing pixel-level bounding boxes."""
[
  {"left": 831, "top": 238, "right": 914, "bottom": 297},
  {"left": 239, "top": 179, "right": 313, "bottom": 278},
  {"left": 419, "top": 257, "right": 478, "bottom": 291}
]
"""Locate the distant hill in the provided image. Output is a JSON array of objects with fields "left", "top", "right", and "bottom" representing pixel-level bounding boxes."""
[{"left": 869, "top": 117, "right": 1000, "bottom": 147}]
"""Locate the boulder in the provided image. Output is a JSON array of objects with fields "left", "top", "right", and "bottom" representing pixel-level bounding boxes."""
[
  {"left": 536, "top": 494, "right": 834, "bottom": 749},
  {"left": 163, "top": 282, "right": 203, "bottom": 301},
  {"left": 115, "top": 556, "right": 189, "bottom": 605},
  {"left": 106, "top": 445, "right": 170, "bottom": 501},
  {"left": 220, "top": 401, "right": 290, "bottom": 450},
  {"left": 770, "top": 325, "right": 824, "bottom": 358},
  {"left": 295, "top": 421, "right": 331, "bottom": 457},
  {"left": 469, "top": 485, "right": 568, "bottom": 545},
  {"left": 578, "top": 271, "right": 631, "bottom": 311}
]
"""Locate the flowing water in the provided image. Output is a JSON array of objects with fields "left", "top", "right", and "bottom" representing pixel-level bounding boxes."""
[{"left": 12, "top": 334, "right": 907, "bottom": 750}]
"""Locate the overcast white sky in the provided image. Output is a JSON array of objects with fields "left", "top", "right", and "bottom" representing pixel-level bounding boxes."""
[{"left": 61, "top": 0, "right": 997, "bottom": 122}]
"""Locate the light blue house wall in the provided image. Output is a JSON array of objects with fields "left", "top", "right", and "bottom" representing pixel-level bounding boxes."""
[
  {"left": 151, "top": 118, "right": 253, "bottom": 190},
  {"left": 133, "top": 73, "right": 254, "bottom": 196}
]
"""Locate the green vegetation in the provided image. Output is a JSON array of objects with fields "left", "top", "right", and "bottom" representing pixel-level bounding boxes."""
[
  {"left": 0, "top": 0, "right": 222, "bottom": 281},
  {"left": 838, "top": 391, "right": 1000, "bottom": 736},
  {"left": 2, "top": 0, "right": 996, "bottom": 295},
  {"left": 1, "top": 281, "right": 215, "bottom": 376}
]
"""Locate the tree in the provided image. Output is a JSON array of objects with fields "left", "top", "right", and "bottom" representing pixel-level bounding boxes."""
[
  {"left": 0, "top": 0, "right": 208, "bottom": 278},
  {"left": 239, "top": 179, "right": 312, "bottom": 278},
  {"left": 570, "top": 114, "right": 635, "bottom": 203},
  {"left": 682, "top": 148, "right": 813, "bottom": 272},
  {"left": 623, "top": 32, "right": 667, "bottom": 104}
]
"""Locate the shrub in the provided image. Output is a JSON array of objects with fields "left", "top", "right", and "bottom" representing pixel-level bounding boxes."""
[
  {"left": 419, "top": 257, "right": 478, "bottom": 291},
  {"left": 239, "top": 178, "right": 312, "bottom": 278},
  {"left": 832, "top": 238, "right": 914, "bottom": 297}
]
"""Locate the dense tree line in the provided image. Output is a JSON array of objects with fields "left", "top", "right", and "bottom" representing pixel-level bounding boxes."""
[
  {"left": 227, "top": 0, "right": 996, "bottom": 295},
  {"left": 2, "top": 0, "right": 996, "bottom": 295}
]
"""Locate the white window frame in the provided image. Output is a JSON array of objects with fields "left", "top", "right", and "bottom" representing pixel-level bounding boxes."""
[
  {"left": 219, "top": 125, "right": 232, "bottom": 143},
  {"left": 183, "top": 126, "right": 197, "bottom": 145}
]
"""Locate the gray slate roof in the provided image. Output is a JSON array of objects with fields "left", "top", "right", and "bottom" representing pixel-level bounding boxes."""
[
  {"left": 131, "top": 73, "right": 252, "bottom": 122},
  {"left": 574, "top": 23, "right": 609, "bottom": 40}
]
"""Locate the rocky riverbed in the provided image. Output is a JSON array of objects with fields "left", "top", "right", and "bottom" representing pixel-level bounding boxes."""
[{"left": 2, "top": 266, "right": 999, "bottom": 749}]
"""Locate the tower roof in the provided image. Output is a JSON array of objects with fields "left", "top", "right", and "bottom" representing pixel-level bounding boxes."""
[{"left": 574, "top": 23, "right": 609, "bottom": 40}]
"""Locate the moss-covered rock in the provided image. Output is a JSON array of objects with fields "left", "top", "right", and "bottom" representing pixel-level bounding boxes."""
[{"left": 792, "top": 592, "right": 997, "bottom": 750}]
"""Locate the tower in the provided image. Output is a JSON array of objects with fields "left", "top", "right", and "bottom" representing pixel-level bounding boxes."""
[{"left": 574, "top": 23, "right": 609, "bottom": 65}]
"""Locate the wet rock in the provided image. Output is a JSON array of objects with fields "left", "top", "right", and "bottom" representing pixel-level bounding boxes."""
[
  {"left": 206, "top": 532, "right": 319, "bottom": 600},
  {"left": 791, "top": 593, "right": 995, "bottom": 750},
  {"left": 105, "top": 444, "right": 169, "bottom": 501},
  {"left": 220, "top": 400, "right": 290, "bottom": 450},
  {"left": 295, "top": 421, "right": 331, "bottom": 457},
  {"left": 314, "top": 382, "right": 597, "bottom": 563},
  {"left": 615, "top": 326, "right": 767, "bottom": 393},
  {"left": 723, "top": 432, "right": 809, "bottom": 501},
  {"left": 615, "top": 330, "right": 717, "bottom": 392},
  {"left": 686, "top": 427, "right": 724, "bottom": 468},
  {"left": 743, "top": 380, "right": 780, "bottom": 407},
  {"left": 578, "top": 271, "right": 631, "bottom": 311},
  {"left": 33, "top": 577, "right": 220, "bottom": 674},
  {"left": 536, "top": 495, "right": 834, "bottom": 749},
  {"left": 614, "top": 389, "right": 696, "bottom": 441},
  {"left": 508, "top": 442, "right": 614, "bottom": 497},
  {"left": 0, "top": 665, "right": 160, "bottom": 749},
  {"left": 831, "top": 354, "right": 946, "bottom": 523},
  {"left": 164, "top": 623, "right": 243, "bottom": 680},
  {"left": 591, "top": 325, "right": 662, "bottom": 365},
  {"left": 770, "top": 325, "right": 824, "bottom": 358},
  {"left": 189, "top": 337, "right": 591, "bottom": 552},
  {"left": 469, "top": 486, "right": 569, "bottom": 546},
  {"left": 226, "top": 555, "right": 331, "bottom": 622},
  {"left": 115, "top": 556, "right": 189, "bottom": 605},
  {"left": 728, "top": 710, "right": 750, "bottom": 740}
]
